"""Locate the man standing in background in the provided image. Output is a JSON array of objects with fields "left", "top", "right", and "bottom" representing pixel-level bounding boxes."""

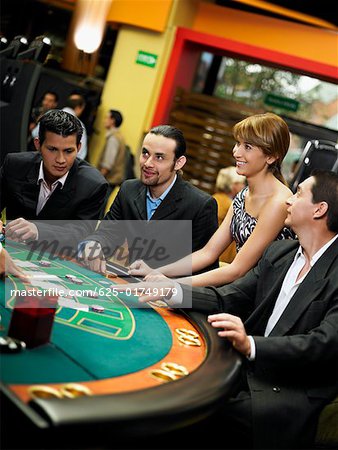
[
  {"left": 62, "top": 93, "right": 87, "bottom": 160},
  {"left": 30, "top": 90, "right": 59, "bottom": 131},
  {"left": 99, "top": 109, "right": 126, "bottom": 197}
]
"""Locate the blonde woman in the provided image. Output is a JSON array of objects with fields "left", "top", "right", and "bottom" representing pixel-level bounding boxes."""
[{"left": 130, "top": 113, "right": 295, "bottom": 287}]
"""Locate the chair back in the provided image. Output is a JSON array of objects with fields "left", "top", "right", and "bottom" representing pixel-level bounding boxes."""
[{"left": 290, "top": 139, "right": 338, "bottom": 192}]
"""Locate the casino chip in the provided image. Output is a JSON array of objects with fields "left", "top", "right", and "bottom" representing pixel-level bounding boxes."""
[
  {"left": 86, "top": 290, "right": 98, "bottom": 298},
  {"left": 91, "top": 305, "right": 105, "bottom": 313},
  {"left": 0, "top": 224, "right": 5, "bottom": 243},
  {"left": 0, "top": 336, "right": 26, "bottom": 353},
  {"left": 106, "top": 272, "right": 118, "bottom": 279},
  {"left": 39, "top": 260, "right": 51, "bottom": 267},
  {"left": 65, "top": 274, "right": 76, "bottom": 280},
  {"left": 72, "top": 278, "right": 83, "bottom": 285}
]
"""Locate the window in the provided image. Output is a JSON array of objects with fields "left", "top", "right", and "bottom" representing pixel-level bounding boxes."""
[{"left": 193, "top": 53, "right": 338, "bottom": 132}]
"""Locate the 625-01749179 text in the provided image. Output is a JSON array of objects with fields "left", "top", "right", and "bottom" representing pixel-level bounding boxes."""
[{"left": 9, "top": 287, "right": 178, "bottom": 299}]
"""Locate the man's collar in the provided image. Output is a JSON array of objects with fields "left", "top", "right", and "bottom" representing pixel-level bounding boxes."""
[
  {"left": 106, "top": 127, "right": 118, "bottom": 137},
  {"left": 296, "top": 234, "right": 338, "bottom": 267},
  {"left": 147, "top": 174, "right": 177, "bottom": 201},
  {"left": 37, "top": 161, "right": 69, "bottom": 189}
]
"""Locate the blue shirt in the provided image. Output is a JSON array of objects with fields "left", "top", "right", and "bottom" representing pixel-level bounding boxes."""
[{"left": 146, "top": 175, "right": 177, "bottom": 220}]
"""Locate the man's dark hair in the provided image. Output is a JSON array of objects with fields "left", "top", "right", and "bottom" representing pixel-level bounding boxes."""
[
  {"left": 38, "top": 109, "right": 83, "bottom": 145},
  {"left": 149, "top": 125, "right": 186, "bottom": 159},
  {"left": 43, "top": 91, "right": 59, "bottom": 103},
  {"left": 109, "top": 110, "right": 123, "bottom": 128},
  {"left": 65, "top": 95, "right": 85, "bottom": 110},
  {"left": 311, "top": 169, "right": 338, "bottom": 232}
]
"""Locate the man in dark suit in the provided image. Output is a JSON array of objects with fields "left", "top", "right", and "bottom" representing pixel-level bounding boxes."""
[
  {"left": 81, "top": 125, "right": 218, "bottom": 274},
  {"left": 117, "top": 170, "right": 338, "bottom": 449},
  {"left": 0, "top": 109, "right": 108, "bottom": 247}
]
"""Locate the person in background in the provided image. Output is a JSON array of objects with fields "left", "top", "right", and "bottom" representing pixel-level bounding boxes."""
[
  {"left": 99, "top": 109, "right": 126, "bottom": 200},
  {"left": 29, "top": 91, "right": 59, "bottom": 149},
  {"left": 62, "top": 94, "right": 87, "bottom": 160},
  {"left": 130, "top": 112, "right": 296, "bottom": 287},
  {"left": 29, "top": 90, "right": 59, "bottom": 132},
  {"left": 212, "top": 166, "right": 246, "bottom": 263}
]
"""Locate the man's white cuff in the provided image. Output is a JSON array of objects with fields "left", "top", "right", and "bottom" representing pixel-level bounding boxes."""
[
  {"left": 164, "top": 282, "right": 183, "bottom": 307},
  {"left": 247, "top": 335, "right": 256, "bottom": 360}
]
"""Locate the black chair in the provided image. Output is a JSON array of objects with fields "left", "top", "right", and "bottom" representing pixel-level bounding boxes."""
[
  {"left": 290, "top": 139, "right": 338, "bottom": 192},
  {"left": 124, "top": 144, "right": 135, "bottom": 181}
]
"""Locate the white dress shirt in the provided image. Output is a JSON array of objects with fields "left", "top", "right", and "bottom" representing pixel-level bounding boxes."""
[{"left": 36, "top": 161, "right": 69, "bottom": 215}]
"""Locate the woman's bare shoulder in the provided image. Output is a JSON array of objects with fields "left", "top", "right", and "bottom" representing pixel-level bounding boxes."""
[
  {"left": 263, "top": 182, "right": 292, "bottom": 211},
  {"left": 277, "top": 182, "right": 293, "bottom": 199}
]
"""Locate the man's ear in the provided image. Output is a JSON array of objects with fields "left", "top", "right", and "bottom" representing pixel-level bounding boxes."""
[
  {"left": 314, "top": 201, "right": 328, "bottom": 219},
  {"left": 33, "top": 137, "right": 41, "bottom": 151},
  {"left": 174, "top": 155, "right": 186, "bottom": 171}
]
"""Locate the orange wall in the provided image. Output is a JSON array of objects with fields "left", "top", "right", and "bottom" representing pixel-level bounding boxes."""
[
  {"left": 193, "top": 3, "right": 338, "bottom": 68},
  {"left": 107, "top": 0, "right": 173, "bottom": 32}
]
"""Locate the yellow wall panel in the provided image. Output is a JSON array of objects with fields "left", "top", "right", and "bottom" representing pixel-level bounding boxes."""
[
  {"left": 89, "top": 25, "right": 173, "bottom": 167},
  {"left": 90, "top": 0, "right": 199, "bottom": 170},
  {"left": 107, "top": 0, "right": 173, "bottom": 32}
]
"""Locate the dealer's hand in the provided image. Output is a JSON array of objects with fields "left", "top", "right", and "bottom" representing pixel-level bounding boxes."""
[
  {"left": 208, "top": 313, "right": 251, "bottom": 357},
  {"left": 6, "top": 218, "right": 38, "bottom": 242},
  {"left": 0, "top": 247, "right": 30, "bottom": 283}
]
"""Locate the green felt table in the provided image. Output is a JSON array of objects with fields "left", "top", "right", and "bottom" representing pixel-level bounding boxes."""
[{"left": 0, "top": 240, "right": 241, "bottom": 438}]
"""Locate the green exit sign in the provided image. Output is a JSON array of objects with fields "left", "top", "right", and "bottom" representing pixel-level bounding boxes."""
[
  {"left": 264, "top": 93, "right": 299, "bottom": 112},
  {"left": 136, "top": 50, "right": 158, "bottom": 68}
]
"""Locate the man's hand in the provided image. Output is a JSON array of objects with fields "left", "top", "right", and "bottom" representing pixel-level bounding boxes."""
[
  {"left": 114, "top": 279, "right": 177, "bottom": 304},
  {"left": 0, "top": 248, "right": 30, "bottom": 283},
  {"left": 6, "top": 218, "right": 38, "bottom": 242},
  {"left": 79, "top": 241, "right": 106, "bottom": 273},
  {"left": 208, "top": 313, "right": 251, "bottom": 357}
]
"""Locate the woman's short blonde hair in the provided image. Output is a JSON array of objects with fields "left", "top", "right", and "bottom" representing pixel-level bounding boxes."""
[{"left": 215, "top": 166, "right": 245, "bottom": 193}]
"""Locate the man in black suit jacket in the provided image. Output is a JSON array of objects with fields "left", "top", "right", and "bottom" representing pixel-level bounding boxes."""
[
  {"left": 81, "top": 125, "right": 218, "bottom": 274},
  {"left": 117, "top": 170, "right": 338, "bottom": 449},
  {"left": 0, "top": 110, "right": 108, "bottom": 247}
]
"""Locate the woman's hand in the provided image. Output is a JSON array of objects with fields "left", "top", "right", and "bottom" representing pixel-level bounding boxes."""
[{"left": 128, "top": 259, "right": 153, "bottom": 277}]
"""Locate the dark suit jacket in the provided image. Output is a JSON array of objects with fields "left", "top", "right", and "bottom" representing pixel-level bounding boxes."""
[
  {"left": 86, "top": 177, "right": 219, "bottom": 272},
  {"left": 187, "top": 238, "right": 338, "bottom": 448},
  {"left": 0, "top": 152, "right": 108, "bottom": 246}
]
